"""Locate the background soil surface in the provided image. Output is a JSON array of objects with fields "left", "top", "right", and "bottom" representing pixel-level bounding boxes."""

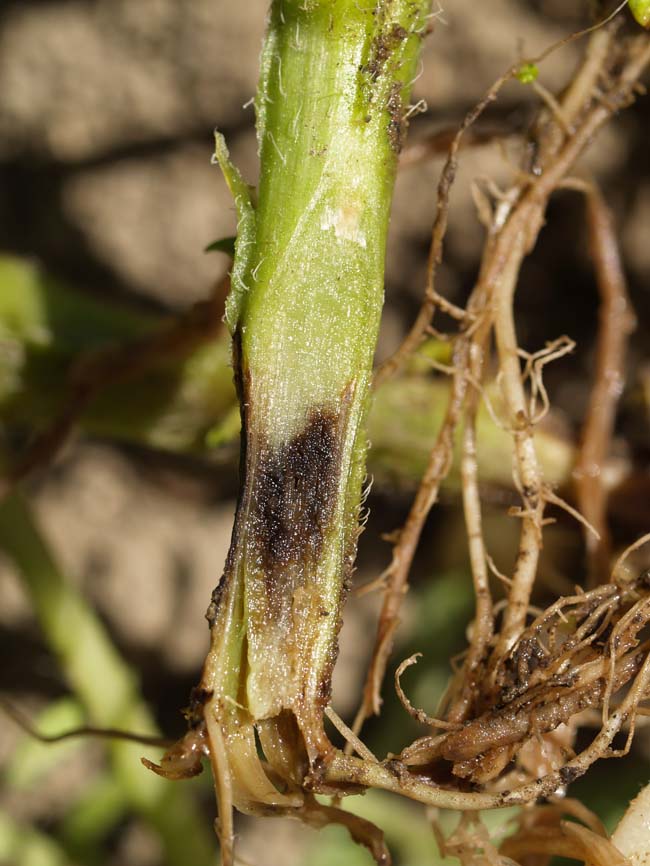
[{"left": 1, "top": 2, "right": 650, "bottom": 865}]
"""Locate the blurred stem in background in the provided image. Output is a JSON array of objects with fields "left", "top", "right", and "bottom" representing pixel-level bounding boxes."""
[
  {"left": 0, "top": 255, "right": 574, "bottom": 492},
  {"left": 0, "top": 493, "right": 215, "bottom": 866}
]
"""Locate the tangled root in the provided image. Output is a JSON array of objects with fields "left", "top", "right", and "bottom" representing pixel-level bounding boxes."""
[{"left": 401, "top": 574, "right": 650, "bottom": 783}]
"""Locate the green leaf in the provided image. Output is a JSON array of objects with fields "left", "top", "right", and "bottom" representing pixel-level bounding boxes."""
[
  {"left": 516, "top": 62, "right": 539, "bottom": 84},
  {"left": 204, "top": 403, "right": 240, "bottom": 448},
  {"left": 204, "top": 236, "right": 236, "bottom": 255},
  {"left": 629, "top": 0, "right": 650, "bottom": 27},
  {"left": 211, "top": 132, "right": 256, "bottom": 333}
]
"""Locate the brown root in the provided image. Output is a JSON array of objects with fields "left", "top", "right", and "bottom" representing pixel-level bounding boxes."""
[
  {"left": 500, "top": 800, "right": 629, "bottom": 866},
  {"left": 141, "top": 725, "right": 209, "bottom": 780}
]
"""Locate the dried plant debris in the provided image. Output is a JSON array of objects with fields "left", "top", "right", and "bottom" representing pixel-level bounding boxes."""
[{"left": 402, "top": 573, "right": 650, "bottom": 781}]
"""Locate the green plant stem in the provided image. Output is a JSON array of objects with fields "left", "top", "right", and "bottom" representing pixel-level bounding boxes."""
[
  {"left": 191, "top": 0, "right": 434, "bottom": 844},
  {"left": 208, "top": 0, "right": 429, "bottom": 727}
]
